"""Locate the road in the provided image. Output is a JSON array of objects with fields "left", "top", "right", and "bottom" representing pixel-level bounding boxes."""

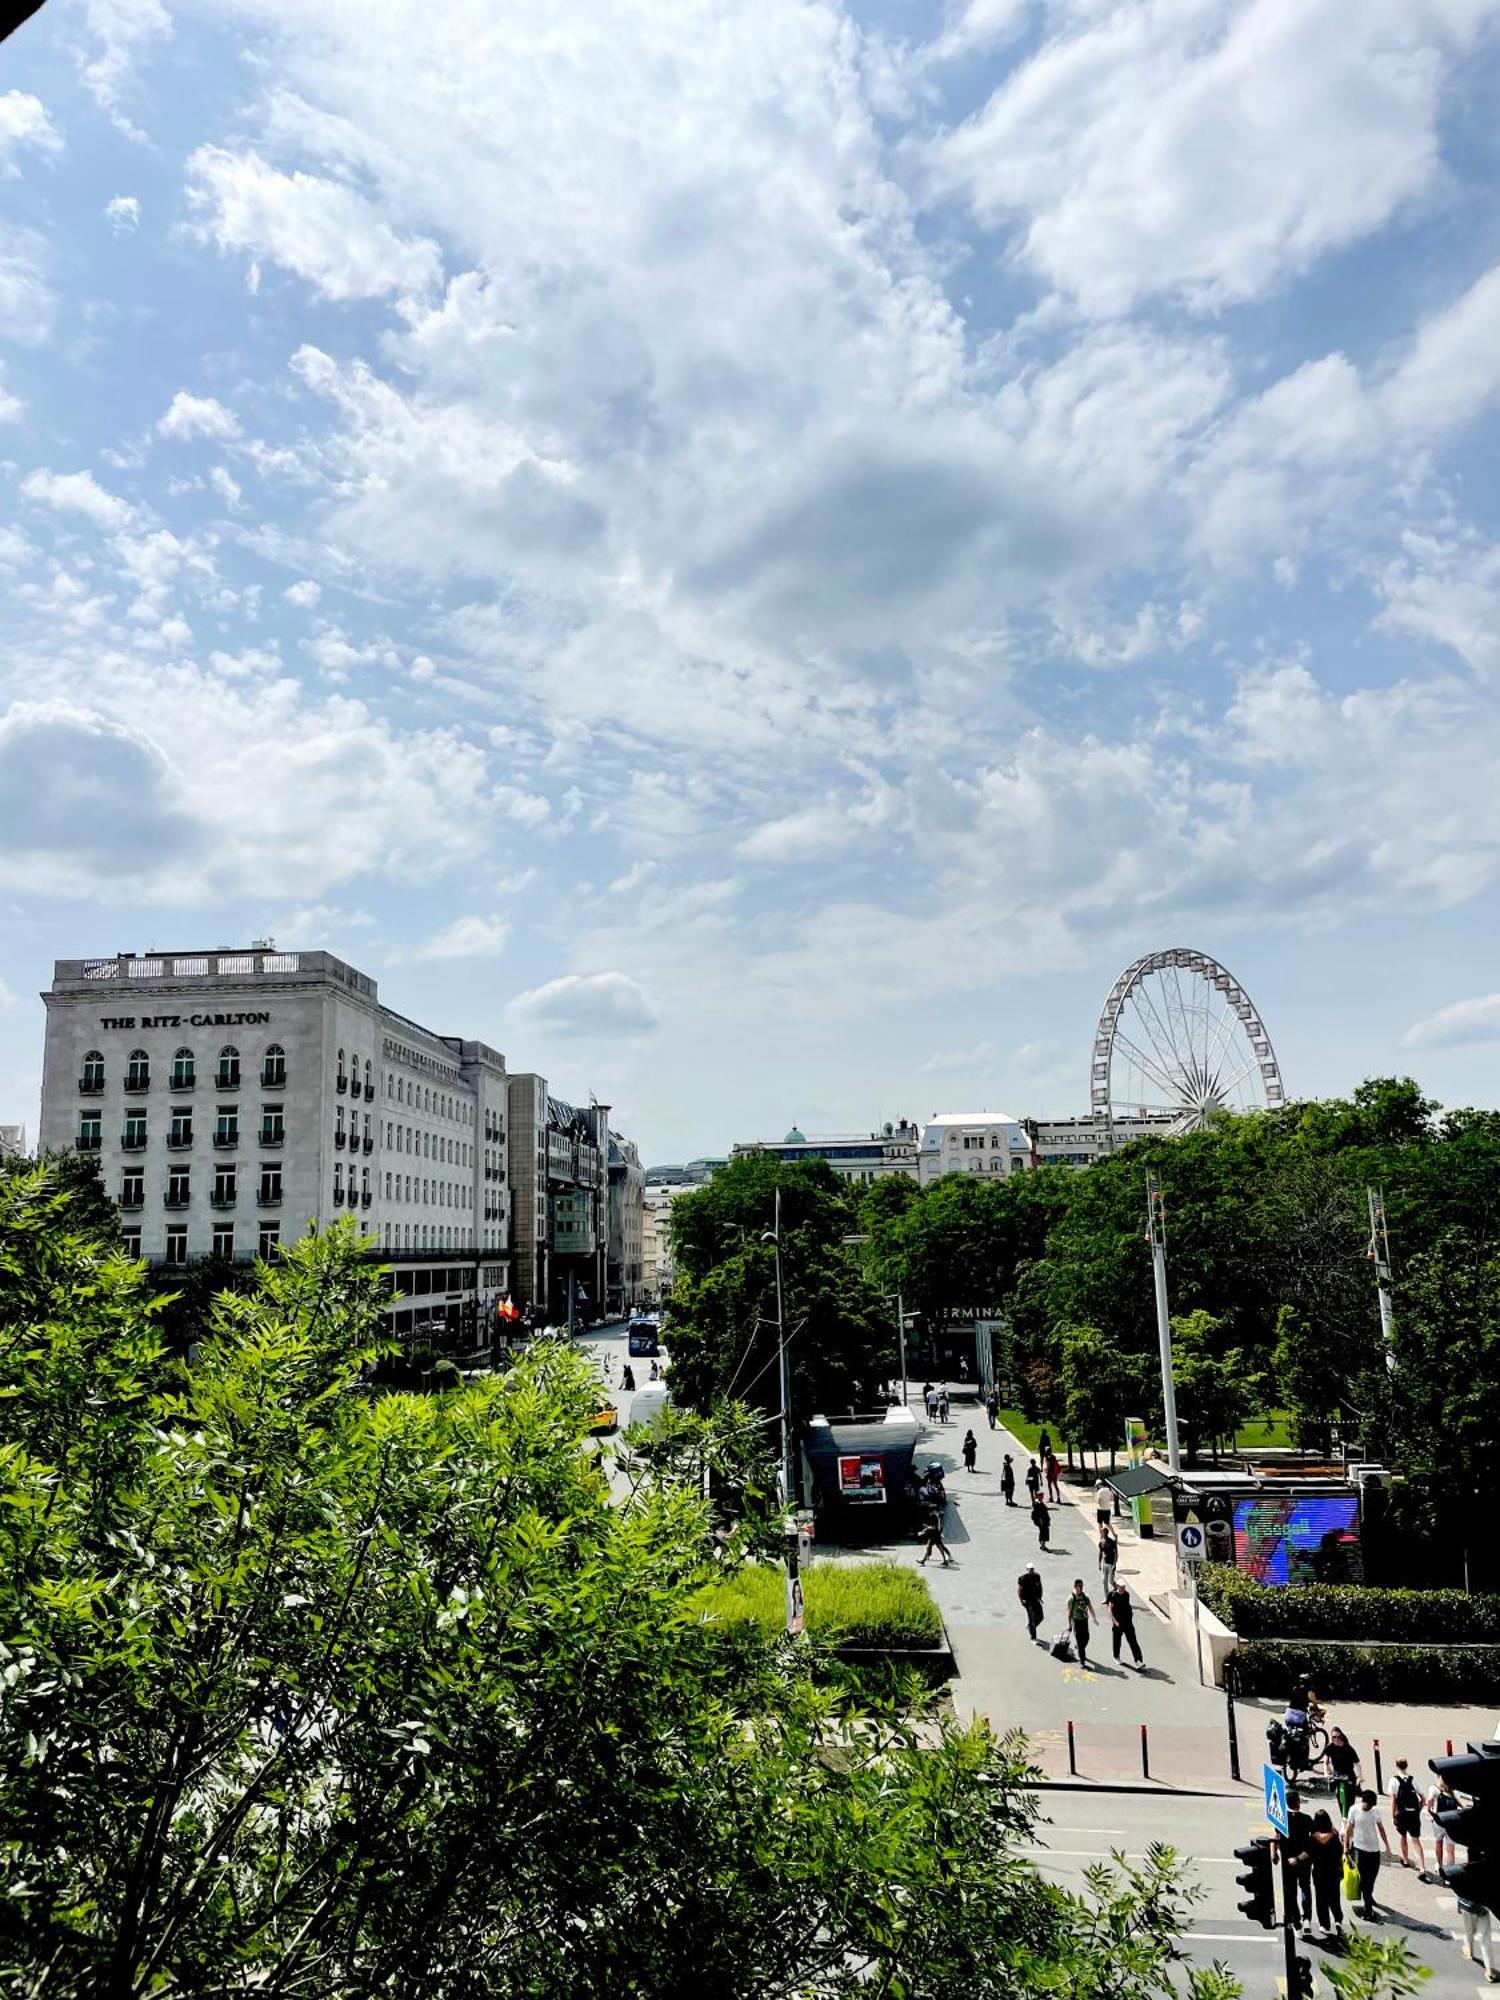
[{"left": 1032, "top": 1788, "right": 1493, "bottom": 1997}]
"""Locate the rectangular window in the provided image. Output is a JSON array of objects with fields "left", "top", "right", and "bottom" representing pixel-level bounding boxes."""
[
  {"left": 212, "top": 1223, "right": 235, "bottom": 1260},
  {"left": 258, "top": 1221, "right": 280, "bottom": 1258},
  {"left": 121, "top": 1227, "right": 142, "bottom": 1259},
  {"left": 213, "top": 1168, "right": 237, "bottom": 1205},
  {"left": 260, "top": 1105, "right": 284, "bottom": 1145},
  {"left": 120, "top": 1171, "right": 144, "bottom": 1208},
  {"left": 215, "top": 1107, "right": 238, "bottom": 1145},
  {"left": 164, "top": 1225, "right": 188, "bottom": 1267},
  {"left": 167, "top": 1169, "right": 191, "bottom": 1207},
  {"left": 123, "top": 1113, "right": 147, "bottom": 1150},
  {"left": 260, "top": 1165, "right": 282, "bottom": 1205},
  {"left": 78, "top": 1112, "right": 102, "bottom": 1150},
  {"left": 169, "top": 1107, "right": 193, "bottom": 1148}
]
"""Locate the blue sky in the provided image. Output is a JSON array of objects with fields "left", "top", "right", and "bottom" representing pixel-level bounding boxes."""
[{"left": 3, "top": 0, "right": 1500, "bottom": 1161}]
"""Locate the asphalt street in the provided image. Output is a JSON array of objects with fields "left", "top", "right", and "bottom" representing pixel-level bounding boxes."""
[{"left": 1033, "top": 1788, "right": 1495, "bottom": 1998}]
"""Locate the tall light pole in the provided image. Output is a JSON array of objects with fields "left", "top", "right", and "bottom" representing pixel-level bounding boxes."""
[
  {"left": 895, "top": 1288, "right": 908, "bottom": 1409},
  {"left": 1366, "top": 1187, "right": 1396, "bottom": 1372},
  {"left": 1145, "top": 1172, "right": 1182, "bottom": 1474},
  {"left": 763, "top": 1186, "right": 803, "bottom": 1637}
]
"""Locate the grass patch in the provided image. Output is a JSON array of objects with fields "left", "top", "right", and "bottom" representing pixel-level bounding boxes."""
[
  {"left": 999, "top": 1410, "right": 1296, "bottom": 1457},
  {"left": 998, "top": 1409, "right": 1043, "bottom": 1451},
  {"left": 1234, "top": 1412, "right": 1294, "bottom": 1450},
  {"left": 696, "top": 1561, "right": 943, "bottom": 1650}
]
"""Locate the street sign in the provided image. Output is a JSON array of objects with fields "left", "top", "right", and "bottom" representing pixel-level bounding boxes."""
[
  {"left": 1263, "top": 1761, "right": 1289, "bottom": 1836},
  {"left": 1176, "top": 1520, "right": 1206, "bottom": 1563}
]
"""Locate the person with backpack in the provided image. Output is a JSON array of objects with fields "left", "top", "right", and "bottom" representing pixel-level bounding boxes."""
[
  {"left": 1427, "top": 1769, "right": 1460, "bottom": 1881},
  {"left": 1066, "top": 1579, "right": 1097, "bottom": 1667},
  {"left": 985, "top": 1389, "right": 999, "bottom": 1430},
  {"left": 1017, "top": 1564, "right": 1044, "bottom": 1640},
  {"left": 1386, "top": 1760, "right": 1427, "bottom": 1873},
  {"left": 1000, "top": 1455, "right": 1017, "bottom": 1506},
  {"left": 961, "top": 1429, "right": 978, "bottom": 1473},
  {"left": 1031, "top": 1497, "right": 1051, "bottom": 1552}
]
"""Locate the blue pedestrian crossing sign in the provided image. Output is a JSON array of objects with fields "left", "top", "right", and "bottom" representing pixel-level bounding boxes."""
[{"left": 1263, "top": 1762, "right": 1289, "bottom": 1836}]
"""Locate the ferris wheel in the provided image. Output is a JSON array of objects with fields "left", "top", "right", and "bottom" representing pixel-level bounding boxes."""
[{"left": 1090, "top": 948, "right": 1285, "bottom": 1148}]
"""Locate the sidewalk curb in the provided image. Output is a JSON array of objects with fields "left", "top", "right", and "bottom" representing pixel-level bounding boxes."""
[{"left": 1030, "top": 1779, "right": 1244, "bottom": 1797}]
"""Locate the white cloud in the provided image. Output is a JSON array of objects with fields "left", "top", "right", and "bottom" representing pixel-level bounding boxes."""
[
  {"left": 938, "top": 0, "right": 1489, "bottom": 315},
  {"left": 0, "top": 92, "right": 62, "bottom": 174},
  {"left": 1382, "top": 263, "right": 1500, "bottom": 436},
  {"left": 20, "top": 468, "right": 135, "bottom": 530},
  {"left": 185, "top": 146, "right": 443, "bottom": 301},
  {"left": 78, "top": 0, "right": 173, "bottom": 140},
  {"left": 511, "top": 970, "right": 659, "bottom": 1034},
  {"left": 283, "top": 578, "right": 321, "bottom": 607},
  {"left": 1375, "top": 533, "right": 1500, "bottom": 681},
  {"left": 158, "top": 391, "right": 241, "bottom": 441},
  {"left": 104, "top": 193, "right": 141, "bottom": 232},
  {"left": 263, "top": 904, "right": 376, "bottom": 949},
  {"left": 1406, "top": 995, "right": 1500, "bottom": 1050},
  {"left": 208, "top": 465, "right": 244, "bottom": 509},
  {"left": 0, "top": 369, "right": 21, "bottom": 424},
  {"left": 0, "top": 225, "right": 54, "bottom": 344},
  {"left": 413, "top": 913, "right": 509, "bottom": 960}
]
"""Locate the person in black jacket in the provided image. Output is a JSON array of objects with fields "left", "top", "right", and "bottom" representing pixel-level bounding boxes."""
[{"left": 1017, "top": 1564, "right": 1044, "bottom": 1640}]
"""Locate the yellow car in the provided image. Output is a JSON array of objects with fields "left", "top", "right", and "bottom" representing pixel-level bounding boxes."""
[{"left": 588, "top": 1400, "right": 619, "bottom": 1435}]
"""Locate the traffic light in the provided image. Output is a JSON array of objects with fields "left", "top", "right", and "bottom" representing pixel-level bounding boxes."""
[
  {"left": 1234, "top": 1836, "right": 1275, "bottom": 1928},
  {"left": 1290, "top": 1953, "right": 1314, "bottom": 1997},
  {"left": 1431, "top": 1743, "right": 1500, "bottom": 1906}
]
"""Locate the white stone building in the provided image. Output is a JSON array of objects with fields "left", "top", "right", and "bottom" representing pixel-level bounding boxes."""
[
  {"left": 730, "top": 1119, "right": 920, "bottom": 1185},
  {"left": 38, "top": 947, "right": 510, "bottom": 1340},
  {"left": 1027, "top": 1110, "right": 1178, "bottom": 1166},
  {"left": 917, "top": 1111, "right": 1032, "bottom": 1184}
]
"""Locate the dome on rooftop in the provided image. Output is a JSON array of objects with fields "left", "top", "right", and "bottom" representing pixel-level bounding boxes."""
[{"left": 784, "top": 1125, "right": 806, "bottom": 1144}]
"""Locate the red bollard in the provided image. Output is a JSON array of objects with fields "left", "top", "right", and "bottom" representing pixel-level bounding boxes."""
[
  {"left": 1141, "top": 1722, "right": 1150, "bottom": 1781},
  {"left": 1373, "top": 1738, "right": 1383, "bottom": 1793},
  {"left": 1067, "top": 1719, "right": 1077, "bottom": 1775},
  {"left": 1447, "top": 1739, "right": 1454, "bottom": 1757}
]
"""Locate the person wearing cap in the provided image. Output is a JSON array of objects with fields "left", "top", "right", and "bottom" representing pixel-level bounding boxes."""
[{"left": 1017, "top": 1564, "right": 1044, "bottom": 1640}]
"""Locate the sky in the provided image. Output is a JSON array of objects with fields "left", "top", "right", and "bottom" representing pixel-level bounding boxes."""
[{"left": 3, "top": 0, "right": 1500, "bottom": 1163}]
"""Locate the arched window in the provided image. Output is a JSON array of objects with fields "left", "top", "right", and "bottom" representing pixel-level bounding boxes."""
[
  {"left": 262, "top": 1043, "right": 286, "bottom": 1088},
  {"left": 364, "top": 1057, "right": 373, "bottom": 1098},
  {"left": 217, "top": 1045, "right": 240, "bottom": 1089},
  {"left": 125, "top": 1048, "right": 150, "bottom": 1091},
  {"left": 80, "top": 1050, "right": 105, "bottom": 1092},
  {"left": 336, "top": 1048, "right": 347, "bottom": 1093},
  {"left": 171, "top": 1047, "right": 195, "bottom": 1089}
]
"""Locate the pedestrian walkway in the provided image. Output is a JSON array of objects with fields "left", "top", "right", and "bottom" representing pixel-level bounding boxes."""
[{"left": 815, "top": 1398, "right": 1497, "bottom": 1790}]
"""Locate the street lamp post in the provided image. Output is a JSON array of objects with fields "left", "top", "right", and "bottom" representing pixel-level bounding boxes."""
[{"left": 1145, "top": 1172, "right": 1182, "bottom": 1475}]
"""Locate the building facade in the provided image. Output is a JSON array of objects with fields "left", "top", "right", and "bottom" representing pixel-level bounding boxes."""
[
  {"left": 0, "top": 1123, "right": 26, "bottom": 1160},
  {"left": 917, "top": 1111, "right": 1032, "bottom": 1184},
  {"left": 730, "top": 1120, "right": 920, "bottom": 1185},
  {"left": 606, "top": 1131, "right": 645, "bottom": 1316},
  {"left": 38, "top": 947, "right": 509, "bottom": 1340},
  {"left": 505, "top": 1076, "right": 608, "bottom": 1323},
  {"left": 1026, "top": 1110, "right": 1178, "bottom": 1167},
  {"left": 641, "top": 1181, "right": 689, "bottom": 1303}
]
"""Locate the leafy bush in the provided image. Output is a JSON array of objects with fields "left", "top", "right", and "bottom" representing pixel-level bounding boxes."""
[
  {"left": 1229, "top": 1638, "right": 1500, "bottom": 1704},
  {"left": 696, "top": 1560, "right": 944, "bottom": 1649},
  {"left": 1201, "top": 1568, "right": 1500, "bottom": 1643}
]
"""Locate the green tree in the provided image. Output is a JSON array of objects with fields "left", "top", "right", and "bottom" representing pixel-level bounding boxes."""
[
  {"left": 2, "top": 1161, "right": 1314, "bottom": 1999},
  {"left": 666, "top": 1154, "right": 889, "bottom": 1421},
  {"left": 1171, "top": 1309, "right": 1256, "bottom": 1461},
  {"left": 1060, "top": 1323, "right": 1138, "bottom": 1469}
]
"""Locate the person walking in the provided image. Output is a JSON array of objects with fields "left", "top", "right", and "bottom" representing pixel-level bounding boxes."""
[
  {"left": 1307, "top": 1809, "right": 1345, "bottom": 1942},
  {"left": 1045, "top": 1451, "right": 1063, "bottom": 1504},
  {"left": 1098, "top": 1523, "right": 1119, "bottom": 1596},
  {"left": 1344, "top": 1789, "right": 1390, "bottom": 1920},
  {"left": 1038, "top": 1429, "right": 1052, "bottom": 1464},
  {"left": 1426, "top": 1768, "right": 1459, "bottom": 1882},
  {"left": 1024, "top": 1458, "right": 1042, "bottom": 1504},
  {"left": 1281, "top": 1788, "right": 1315, "bottom": 1935},
  {"left": 1459, "top": 1898, "right": 1499, "bottom": 1982},
  {"left": 1324, "top": 1728, "right": 1362, "bottom": 1817},
  {"left": 925, "top": 1385, "right": 938, "bottom": 1421},
  {"left": 1000, "top": 1455, "right": 1017, "bottom": 1506},
  {"left": 1104, "top": 1581, "right": 1144, "bottom": 1666},
  {"left": 621, "top": 1363, "right": 636, "bottom": 1392},
  {"left": 1017, "top": 1563, "right": 1044, "bottom": 1640},
  {"left": 1032, "top": 1497, "right": 1051, "bottom": 1551},
  {"left": 1094, "top": 1478, "right": 1113, "bottom": 1530},
  {"left": 917, "top": 1510, "right": 953, "bottom": 1568},
  {"left": 985, "top": 1389, "right": 999, "bottom": 1430},
  {"left": 938, "top": 1386, "right": 951, "bottom": 1424},
  {"left": 1386, "top": 1759, "right": 1427, "bottom": 1873},
  {"left": 1066, "top": 1578, "right": 1097, "bottom": 1667},
  {"left": 961, "top": 1429, "right": 978, "bottom": 1473}
]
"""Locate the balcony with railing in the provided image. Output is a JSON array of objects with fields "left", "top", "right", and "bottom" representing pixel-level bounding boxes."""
[
  {"left": 121, "top": 1131, "right": 148, "bottom": 1151},
  {"left": 210, "top": 1191, "right": 237, "bottom": 1209},
  {"left": 334, "top": 1129, "right": 347, "bottom": 1149},
  {"left": 119, "top": 1189, "right": 144, "bottom": 1211},
  {"left": 336, "top": 1074, "right": 348, "bottom": 1095},
  {"left": 361, "top": 1190, "right": 372, "bottom": 1208},
  {"left": 364, "top": 1081, "right": 375, "bottom": 1101},
  {"left": 258, "top": 1187, "right": 283, "bottom": 1207},
  {"left": 259, "top": 1127, "right": 284, "bottom": 1148},
  {"left": 78, "top": 1075, "right": 105, "bottom": 1095},
  {"left": 363, "top": 1134, "right": 374, "bottom": 1153},
  {"left": 76, "top": 1131, "right": 102, "bottom": 1152},
  {"left": 213, "top": 1128, "right": 238, "bottom": 1149},
  {"left": 170, "top": 1071, "right": 195, "bottom": 1091},
  {"left": 167, "top": 1131, "right": 194, "bottom": 1150},
  {"left": 123, "top": 1074, "right": 150, "bottom": 1094},
  {"left": 216, "top": 1067, "right": 240, "bottom": 1091},
  {"left": 164, "top": 1190, "right": 191, "bottom": 1210},
  {"left": 261, "top": 1064, "right": 286, "bottom": 1089}
]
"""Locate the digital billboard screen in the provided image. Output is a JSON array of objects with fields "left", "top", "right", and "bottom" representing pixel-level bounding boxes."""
[{"left": 1232, "top": 1494, "right": 1361, "bottom": 1586}]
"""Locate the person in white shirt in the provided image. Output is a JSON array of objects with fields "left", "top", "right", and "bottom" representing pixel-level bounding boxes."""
[
  {"left": 1094, "top": 1479, "right": 1112, "bottom": 1530},
  {"left": 1343, "top": 1790, "right": 1391, "bottom": 1919}
]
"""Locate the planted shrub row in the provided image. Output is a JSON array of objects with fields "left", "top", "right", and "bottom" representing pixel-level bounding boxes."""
[
  {"left": 1229, "top": 1637, "right": 1500, "bottom": 1705},
  {"left": 696, "top": 1560, "right": 944, "bottom": 1650},
  {"left": 1199, "top": 1568, "right": 1500, "bottom": 1643}
]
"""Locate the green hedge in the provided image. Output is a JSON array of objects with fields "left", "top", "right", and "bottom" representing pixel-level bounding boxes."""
[
  {"left": 695, "top": 1560, "right": 944, "bottom": 1650},
  {"left": 1200, "top": 1568, "right": 1500, "bottom": 1644},
  {"left": 1229, "top": 1638, "right": 1500, "bottom": 1704}
]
